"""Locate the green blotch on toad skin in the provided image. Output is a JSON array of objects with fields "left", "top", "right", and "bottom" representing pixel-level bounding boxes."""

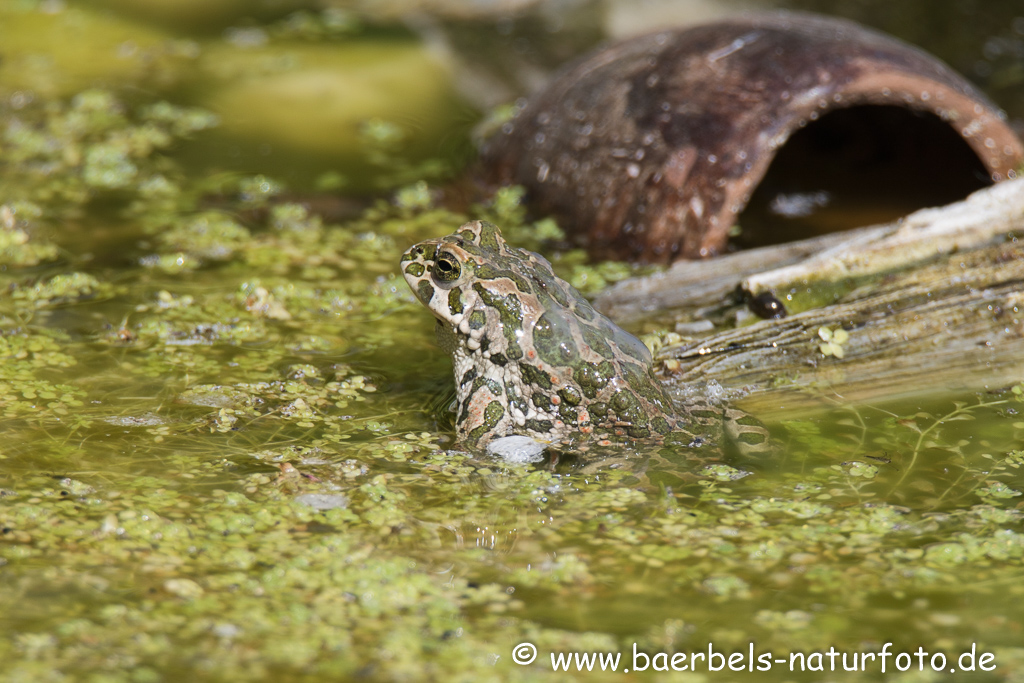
[
  {"left": 472, "top": 283, "right": 522, "bottom": 329},
  {"left": 625, "top": 424, "right": 650, "bottom": 438},
  {"left": 571, "top": 298, "right": 597, "bottom": 322},
  {"left": 469, "top": 376, "right": 502, "bottom": 400},
  {"left": 557, "top": 403, "right": 579, "bottom": 425},
  {"left": 531, "top": 392, "right": 553, "bottom": 411},
  {"left": 468, "top": 400, "right": 504, "bottom": 441},
  {"left": 404, "top": 262, "right": 425, "bottom": 277},
  {"left": 609, "top": 388, "right": 639, "bottom": 415},
  {"left": 472, "top": 283, "right": 524, "bottom": 360},
  {"left": 525, "top": 418, "right": 553, "bottom": 433},
  {"left": 521, "top": 364, "right": 552, "bottom": 391},
  {"left": 402, "top": 243, "right": 435, "bottom": 263},
  {"left": 448, "top": 288, "right": 463, "bottom": 315},
  {"left": 652, "top": 416, "right": 672, "bottom": 435},
  {"left": 468, "top": 310, "right": 486, "bottom": 330},
  {"left": 620, "top": 363, "right": 668, "bottom": 406},
  {"left": 558, "top": 385, "right": 582, "bottom": 406},
  {"left": 475, "top": 221, "right": 502, "bottom": 251},
  {"left": 573, "top": 361, "right": 613, "bottom": 399},
  {"left": 578, "top": 319, "right": 612, "bottom": 357},
  {"left": 416, "top": 281, "right": 434, "bottom": 304},
  {"left": 531, "top": 310, "right": 578, "bottom": 366}
]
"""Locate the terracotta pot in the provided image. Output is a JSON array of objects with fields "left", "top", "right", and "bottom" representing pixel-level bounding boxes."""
[{"left": 482, "top": 12, "right": 1024, "bottom": 262}]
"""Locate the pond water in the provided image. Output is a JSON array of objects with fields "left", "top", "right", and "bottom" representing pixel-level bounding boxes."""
[{"left": 1, "top": 1, "right": 1024, "bottom": 681}]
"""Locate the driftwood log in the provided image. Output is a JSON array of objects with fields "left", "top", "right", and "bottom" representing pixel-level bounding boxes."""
[{"left": 593, "top": 177, "right": 1024, "bottom": 416}]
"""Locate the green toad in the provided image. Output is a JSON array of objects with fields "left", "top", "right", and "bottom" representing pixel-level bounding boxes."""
[{"left": 401, "top": 220, "right": 768, "bottom": 453}]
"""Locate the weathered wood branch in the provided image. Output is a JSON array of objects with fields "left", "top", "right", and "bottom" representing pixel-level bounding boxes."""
[
  {"left": 594, "top": 178, "right": 1024, "bottom": 413},
  {"left": 742, "top": 177, "right": 1024, "bottom": 295}
]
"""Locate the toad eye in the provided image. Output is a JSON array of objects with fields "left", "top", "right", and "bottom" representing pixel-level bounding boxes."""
[{"left": 433, "top": 252, "right": 462, "bottom": 282}]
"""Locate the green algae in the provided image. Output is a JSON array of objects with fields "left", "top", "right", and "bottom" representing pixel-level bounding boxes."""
[
  {"left": 0, "top": 89, "right": 216, "bottom": 220},
  {"left": 0, "top": 201, "right": 59, "bottom": 267},
  {"left": 0, "top": 62, "right": 1023, "bottom": 683}
]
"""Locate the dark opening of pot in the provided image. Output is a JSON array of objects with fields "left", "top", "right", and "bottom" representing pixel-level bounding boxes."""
[{"left": 735, "top": 105, "right": 994, "bottom": 249}]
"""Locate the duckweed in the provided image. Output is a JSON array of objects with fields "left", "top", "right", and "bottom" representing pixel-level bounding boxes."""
[{"left": 0, "top": 78, "right": 1022, "bottom": 683}]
